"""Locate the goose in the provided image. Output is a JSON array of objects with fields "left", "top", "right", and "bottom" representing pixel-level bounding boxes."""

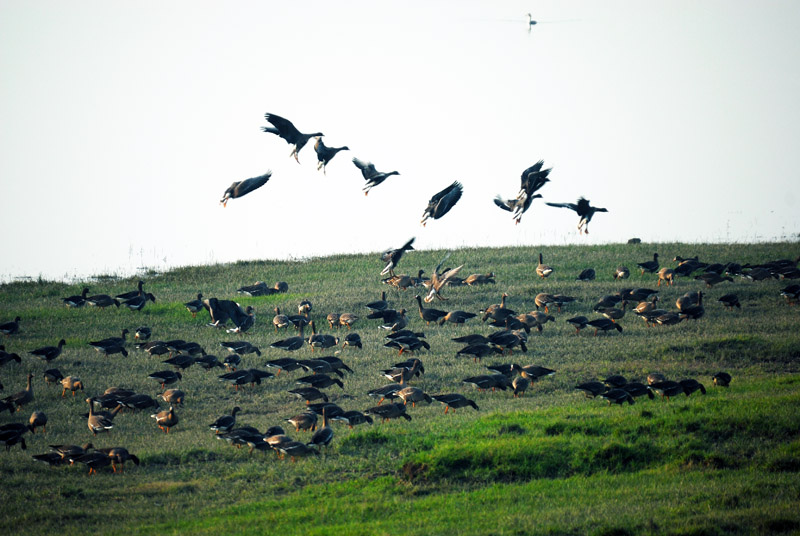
[
  {"left": 4, "top": 373, "right": 34, "bottom": 411},
  {"left": 277, "top": 441, "right": 320, "bottom": 462},
  {"left": 184, "top": 293, "right": 205, "bottom": 318},
  {"left": 545, "top": 197, "right": 608, "bottom": 234},
  {"left": 456, "top": 343, "right": 502, "bottom": 362},
  {"left": 151, "top": 406, "right": 178, "bottom": 433},
  {"left": 195, "top": 354, "right": 224, "bottom": 370},
  {"left": 272, "top": 307, "right": 292, "bottom": 332},
  {"left": 712, "top": 372, "right": 732, "bottom": 387},
  {"left": 331, "top": 410, "right": 374, "bottom": 428},
  {"left": 338, "top": 313, "right": 358, "bottom": 330},
  {"left": 62, "top": 287, "right": 90, "bottom": 308},
  {"left": 602, "top": 375, "right": 628, "bottom": 388},
  {"left": 586, "top": 318, "right": 623, "bottom": 336},
  {"left": 236, "top": 281, "right": 273, "bottom": 297},
  {"left": 60, "top": 376, "right": 84, "bottom": 397},
  {"left": 147, "top": 370, "right": 182, "bottom": 389},
  {"left": 438, "top": 310, "right": 477, "bottom": 325},
  {"left": 287, "top": 411, "right": 318, "bottom": 432},
  {"left": 366, "top": 291, "right": 390, "bottom": 312},
  {"left": 0, "top": 316, "right": 21, "bottom": 336},
  {"left": 431, "top": 393, "right": 479, "bottom": 414},
  {"left": 121, "top": 293, "right": 154, "bottom": 313},
  {"left": 421, "top": 181, "right": 463, "bottom": 226},
  {"left": 262, "top": 113, "right": 323, "bottom": 163},
  {"left": 513, "top": 364, "right": 556, "bottom": 380},
  {"left": 307, "top": 321, "right": 339, "bottom": 350},
  {"left": 679, "top": 379, "right": 706, "bottom": 396},
  {"left": 367, "top": 384, "right": 404, "bottom": 405},
  {"left": 87, "top": 398, "right": 114, "bottom": 436},
  {"left": 115, "top": 280, "right": 145, "bottom": 301},
  {"left": 94, "top": 447, "right": 140, "bottom": 473},
  {"left": 365, "top": 402, "right": 412, "bottom": 423},
  {"left": 452, "top": 333, "right": 490, "bottom": 345},
  {"left": 314, "top": 136, "right": 349, "bottom": 174},
  {"left": 480, "top": 293, "right": 509, "bottom": 321},
  {"left": 637, "top": 254, "right": 659, "bottom": 275},
  {"left": 424, "top": 255, "right": 463, "bottom": 303},
  {"left": 307, "top": 407, "right": 334, "bottom": 452},
  {"left": 654, "top": 312, "right": 683, "bottom": 326},
  {"left": 565, "top": 316, "right": 590, "bottom": 334},
  {"left": 159, "top": 389, "right": 186, "bottom": 405},
  {"left": 296, "top": 359, "right": 343, "bottom": 376},
  {"left": 117, "top": 393, "right": 159, "bottom": 412},
  {"left": 313, "top": 355, "right": 355, "bottom": 374},
  {"left": 576, "top": 268, "right": 596, "bottom": 282},
  {"left": 28, "top": 411, "right": 47, "bottom": 433},
  {"left": 599, "top": 389, "right": 635, "bottom": 405},
  {"left": 574, "top": 381, "right": 607, "bottom": 398},
  {"left": 695, "top": 273, "right": 734, "bottom": 287},
  {"left": 47, "top": 442, "right": 94, "bottom": 464},
  {"left": 599, "top": 307, "right": 625, "bottom": 323},
  {"left": 379, "top": 309, "right": 408, "bottom": 332},
  {"left": 89, "top": 329, "right": 129, "bottom": 352},
  {"left": 648, "top": 380, "right": 683, "bottom": 400},
  {"left": 646, "top": 372, "right": 667, "bottom": 385},
  {"left": 209, "top": 406, "right": 241, "bottom": 435},
  {"left": 536, "top": 252, "right": 553, "bottom": 279},
  {"left": 43, "top": 368, "right": 64, "bottom": 385},
  {"left": 657, "top": 267, "right": 676, "bottom": 287},
  {"left": 85, "top": 294, "right": 120, "bottom": 308},
  {"left": 30, "top": 339, "right": 66, "bottom": 363},
  {"left": 633, "top": 296, "right": 659, "bottom": 315},
  {"left": 134, "top": 326, "right": 152, "bottom": 340},
  {"left": 220, "top": 340, "right": 261, "bottom": 357},
  {"left": 270, "top": 323, "right": 306, "bottom": 352},
  {"left": 288, "top": 387, "right": 329, "bottom": 405},
  {"left": 295, "top": 374, "right": 344, "bottom": 390},
  {"left": 353, "top": 157, "right": 400, "bottom": 195},
  {"left": 71, "top": 451, "right": 113, "bottom": 475},
  {"left": 396, "top": 386, "right": 432, "bottom": 408},
  {"left": 380, "top": 238, "right": 415, "bottom": 277},
  {"left": 622, "top": 382, "right": 655, "bottom": 400},
  {"left": 512, "top": 375, "right": 530, "bottom": 397},
  {"left": 342, "top": 332, "right": 363, "bottom": 349},
  {"left": 614, "top": 266, "right": 630, "bottom": 280},
  {"left": 494, "top": 160, "right": 551, "bottom": 224},
  {"left": 462, "top": 374, "right": 509, "bottom": 392},
  {"left": 679, "top": 293, "right": 705, "bottom": 320},
  {"left": 218, "top": 369, "right": 264, "bottom": 390},
  {"left": 718, "top": 294, "right": 741, "bottom": 310},
  {"left": 265, "top": 357, "right": 303, "bottom": 376},
  {"left": 464, "top": 272, "right": 496, "bottom": 286},
  {"left": 488, "top": 330, "right": 528, "bottom": 354}
]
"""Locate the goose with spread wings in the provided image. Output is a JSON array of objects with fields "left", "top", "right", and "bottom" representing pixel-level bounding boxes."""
[
  {"left": 261, "top": 113, "right": 323, "bottom": 163},
  {"left": 424, "top": 254, "right": 463, "bottom": 303},
  {"left": 380, "top": 237, "right": 415, "bottom": 277},
  {"left": 494, "top": 160, "right": 551, "bottom": 224},
  {"left": 421, "top": 181, "right": 463, "bottom": 226},
  {"left": 220, "top": 172, "right": 271, "bottom": 207},
  {"left": 545, "top": 197, "right": 608, "bottom": 234},
  {"left": 352, "top": 157, "right": 400, "bottom": 195}
]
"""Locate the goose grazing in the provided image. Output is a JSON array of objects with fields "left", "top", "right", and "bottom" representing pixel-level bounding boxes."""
[
  {"left": 587, "top": 318, "right": 623, "bottom": 336},
  {"left": 712, "top": 371, "right": 732, "bottom": 387},
  {"left": 576, "top": 268, "right": 596, "bottom": 282},
  {"left": 60, "top": 376, "right": 84, "bottom": 397},
  {"left": 307, "top": 407, "right": 334, "bottom": 452},
  {"left": 85, "top": 294, "right": 120, "bottom": 308},
  {"left": 380, "top": 237, "right": 415, "bottom": 277},
  {"left": 421, "top": 181, "right": 463, "bottom": 226},
  {"left": 62, "top": 287, "right": 90, "bottom": 308},
  {"left": 545, "top": 197, "right": 608, "bottom": 234},
  {"left": 464, "top": 272, "right": 496, "bottom": 286},
  {"left": 536, "top": 252, "right": 553, "bottom": 279},
  {"left": 262, "top": 113, "right": 323, "bottom": 163},
  {"left": 270, "top": 323, "right": 306, "bottom": 352},
  {"left": 431, "top": 393, "right": 479, "bottom": 414},
  {"left": 331, "top": 410, "right": 374, "bottom": 429},
  {"left": 314, "top": 136, "right": 349, "bottom": 174},
  {"left": 115, "top": 280, "right": 145, "bottom": 301},
  {"left": 718, "top": 293, "right": 741, "bottom": 310},
  {"left": 365, "top": 402, "right": 412, "bottom": 423},
  {"left": 94, "top": 447, "right": 140, "bottom": 473},
  {"left": 494, "top": 160, "right": 551, "bottom": 224},
  {"left": 353, "top": 157, "right": 400, "bottom": 195},
  {"left": 565, "top": 316, "right": 589, "bottom": 334},
  {"left": 614, "top": 266, "right": 630, "bottom": 280},
  {"left": 28, "top": 411, "right": 47, "bottom": 434}
]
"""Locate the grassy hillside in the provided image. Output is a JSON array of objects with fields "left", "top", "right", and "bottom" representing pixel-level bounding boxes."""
[{"left": 0, "top": 242, "right": 799, "bottom": 535}]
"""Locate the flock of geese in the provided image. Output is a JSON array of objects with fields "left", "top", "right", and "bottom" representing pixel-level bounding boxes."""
[
  {"left": 219, "top": 113, "right": 609, "bottom": 232},
  {"left": 1, "top": 247, "right": 798, "bottom": 471}
]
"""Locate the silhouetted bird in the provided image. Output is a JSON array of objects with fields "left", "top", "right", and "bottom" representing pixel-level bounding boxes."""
[
  {"left": 545, "top": 197, "right": 608, "bottom": 234},
  {"left": 261, "top": 113, "right": 323, "bottom": 163},
  {"left": 380, "top": 237, "right": 415, "bottom": 277},
  {"left": 421, "top": 181, "right": 463, "bottom": 226},
  {"left": 353, "top": 157, "right": 400, "bottom": 195},
  {"left": 314, "top": 137, "right": 349, "bottom": 174},
  {"left": 220, "top": 172, "right": 271, "bottom": 207},
  {"left": 494, "top": 161, "right": 551, "bottom": 224}
]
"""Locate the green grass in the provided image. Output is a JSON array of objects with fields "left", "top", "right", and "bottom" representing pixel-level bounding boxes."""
[{"left": 1, "top": 242, "right": 799, "bottom": 535}]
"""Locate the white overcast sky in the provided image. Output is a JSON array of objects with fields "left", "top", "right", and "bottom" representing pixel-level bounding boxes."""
[{"left": 1, "top": 1, "right": 799, "bottom": 281}]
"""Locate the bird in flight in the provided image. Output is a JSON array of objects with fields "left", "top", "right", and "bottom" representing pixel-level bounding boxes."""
[
  {"left": 220, "top": 172, "right": 272, "bottom": 207},
  {"left": 314, "top": 137, "right": 349, "bottom": 175},
  {"left": 421, "top": 181, "right": 463, "bottom": 226},
  {"left": 545, "top": 197, "right": 608, "bottom": 234},
  {"left": 380, "top": 237, "right": 415, "bottom": 277},
  {"left": 494, "top": 161, "right": 551, "bottom": 224},
  {"left": 261, "top": 113, "right": 323, "bottom": 164},
  {"left": 352, "top": 157, "right": 400, "bottom": 195}
]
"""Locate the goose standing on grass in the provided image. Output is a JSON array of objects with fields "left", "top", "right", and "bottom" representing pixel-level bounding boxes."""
[
  {"left": 115, "top": 280, "right": 145, "bottom": 301},
  {"left": 614, "top": 266, "right": 630, "bottom": 280},
  {"left": 4, "top": 373, "right": 34, "bottom": 411},
  {"left": 421, "top": 181, "right": 463, "bottom": 226},
  {"left": 314, "top": 137, "right": 349, "bottom": 174},
  {"left": 494, "top": 160, "right": 551, "bottom": 224},
  {"left": 637, "top": 253, "right": 659, "bottom": 276},
  {"left": 0, "top": 316, "right": 21, "bottom": 335},
  {"left": 151, "top": 406, "right": 178, "bottom": 433},
  {"left": 353, "top": 157, "right": 400, "bottom": 195},
  {"left": 28, "top": 411, "right": 47, "bottom": 434},
  {"left": 220, "top": 172, "right": 272, "bottom": 206},
  {"left": 31, "top": 339, "right": 66, "bottom": 363},
  {"left": 262, "top": 113, "right": 323, "bottom": 163},
  {"left": 308, "top": 407, "right": 334, "bottom": 452},
  {"left": 86, "top": 293, "right": 120, "bottom": 308},
  {"left": 62, "top": 287, "right": 90, "bottom": 308},
  {"left": 87, "top": 398, "right": 114, "bottom": 436},
  {"left": 272, "top": 307, "right": 291, "bottom": 332},
  {"left": 718, "top": 294, "right": 741, "bottom": 310},
  {"left": 431, "top": 393, "right": 479, "bottom": 414},
  {"left": 545, "top": 197, "right": 608, "bottom": 234},
  {"left": 209, "top": 407, "right": 241, "bottom": 435},
  {"left": 122, "top": 292, "right": 156, "bottom": 311},
  {"left": 95, "top": 447, "right": 140, "bottom": 473},
  {"left": 536, "top": 252, "right": 553, "bottom": 279},
  {"left": 184, "top": 293, "right": 205, "bottom": 318}
]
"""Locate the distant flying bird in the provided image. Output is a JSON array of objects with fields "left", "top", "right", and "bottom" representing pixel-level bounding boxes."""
[
  {"left": 352, "top": 157, "right": 400, "bottom": 195},
  {"left": 314, "top": 137, "right": 349, "bottom": 175},
  {"left": 527, "top": 13, "right": 537, "bottom": 28},
  {"left": 261, "top": 113, "right": 323, "bottom": 163},
  {"left": 494, "top": 161, "right": 551, "bottom": 224},
  {"left": 421, "top": 181, "right": 463, "bottom": 226},
  {"left": 380, "top": 237, "right": 415, "bottom": 277},
  {"left": 545, "top": 197, "right": 608, "bottom": 234},
  {"left": 220, "top": 172, "right": 272, "bottom": 207}
]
